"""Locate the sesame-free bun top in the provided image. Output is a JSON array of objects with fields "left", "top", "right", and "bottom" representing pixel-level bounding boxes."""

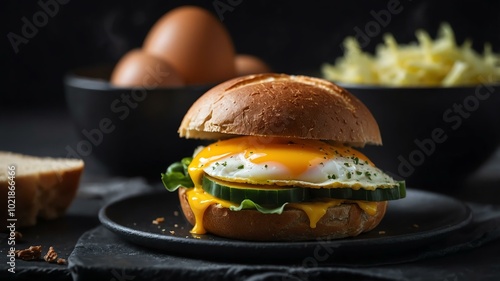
[{"left": 179, "top": 73, "right": 382, "bottom": 147}]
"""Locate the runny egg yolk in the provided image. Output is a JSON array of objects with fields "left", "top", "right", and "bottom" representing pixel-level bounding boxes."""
[
  {"left": 188, "top": 136, "right": 373, "bottom": 187},
  {"left": 185, "top": 136, "right": 380, "bottom": 235}
]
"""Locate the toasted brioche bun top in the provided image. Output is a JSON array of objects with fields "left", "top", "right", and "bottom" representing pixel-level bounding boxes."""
[{"left": 179, "top": 73, "right": 382, "bottom": 147}]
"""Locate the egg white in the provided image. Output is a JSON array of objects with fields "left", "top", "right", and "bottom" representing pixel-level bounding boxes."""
[{"left": 203, "top": 152, "right": 398, "bottom": 190}]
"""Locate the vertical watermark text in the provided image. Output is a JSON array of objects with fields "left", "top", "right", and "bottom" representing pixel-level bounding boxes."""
[{"left": 6, "top": 165, "right": 17, "bottom": 274}]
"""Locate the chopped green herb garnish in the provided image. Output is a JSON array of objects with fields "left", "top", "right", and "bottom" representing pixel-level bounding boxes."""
[
  {"left": 328, "top": 174, "right": 337, "bottom": 180},
  {"left": 237, "top": 165, "right": 244, "bottom": 169},
  {"left": 347, "top": 172, "right": 352, "bottom": 179}
]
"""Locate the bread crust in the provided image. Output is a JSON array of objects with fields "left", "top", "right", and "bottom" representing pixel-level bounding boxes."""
[
  {"left": 179, "top": 73, "right": 382, "bottom": 147},
  {"left": 178, "top": 187, "right": 387, "bottom": 241},
  {"left": 0, "top": 152, "right": 84, "bottom": 228}
]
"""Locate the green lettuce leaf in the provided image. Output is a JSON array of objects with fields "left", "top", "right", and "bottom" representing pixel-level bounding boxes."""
[
  {"left": 229, "top": 199, "right": 288, "bottom": 214},
  {"left": 161, "top": 159, "right": 288, "bottom": 214},
  {"left": 161, "top": 157, "right": 194, "bottom": 191}
]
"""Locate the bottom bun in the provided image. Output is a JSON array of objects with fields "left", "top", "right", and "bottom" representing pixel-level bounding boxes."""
[{"left": 178, "top": 187, "right": 387, "bottom": 241}]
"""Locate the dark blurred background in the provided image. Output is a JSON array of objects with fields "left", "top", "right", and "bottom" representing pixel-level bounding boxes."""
[{"left": 3, "top": 0, "right": 500, "bottom": 108}]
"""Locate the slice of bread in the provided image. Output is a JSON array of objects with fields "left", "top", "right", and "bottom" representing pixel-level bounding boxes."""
[{"left": 0, "top": 151, "right": 84, "bottom": 227}]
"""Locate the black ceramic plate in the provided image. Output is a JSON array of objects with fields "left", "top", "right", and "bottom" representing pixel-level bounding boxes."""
[{"left": 99, "top": 188, "right": 472, "bottom": 264}]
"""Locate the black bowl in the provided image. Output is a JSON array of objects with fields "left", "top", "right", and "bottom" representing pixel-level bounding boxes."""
[
  {"left": 64, "top": 65, "right": 211, "bottom": 178},
  {"left": 341, "top": 83, "right": 500, "bottom": 192}
]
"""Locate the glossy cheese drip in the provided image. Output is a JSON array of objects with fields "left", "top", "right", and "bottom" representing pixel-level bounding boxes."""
[
  {"left": 186, "top": 136, "right": 379, "bottom": 235},
  {"left": 289, "top": 200, "right": 378, "bottom": 228},
  {"left": 186, "top": 187, "right": 378, "bottom": 234},
  {"left": 288, "top": 200, "right": 343, "bottom": 228},
  {"left": 186, "top": 187, "right": 233, "bottom": 234},
  {"left": 355, "top": 201, "right": 378, "bottom": 216}
]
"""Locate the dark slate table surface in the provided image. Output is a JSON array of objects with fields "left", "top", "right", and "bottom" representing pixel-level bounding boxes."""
[{"left": 1, "top": 106, "right": 500, "bottom": 281}]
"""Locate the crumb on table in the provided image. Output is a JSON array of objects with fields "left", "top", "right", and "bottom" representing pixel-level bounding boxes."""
[{"left": 152, "top": 217, "right": 165, "bottom": 225}]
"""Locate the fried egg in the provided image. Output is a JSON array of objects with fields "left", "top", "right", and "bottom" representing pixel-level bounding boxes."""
[{"left": 188, "top": 136, "right": 398, "bottom": 190}]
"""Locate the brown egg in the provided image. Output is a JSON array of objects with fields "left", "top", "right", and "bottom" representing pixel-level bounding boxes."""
[
  {"left": 110, "top": 49, "right": 184, "bottom": 88},
  {"left": 235, "top": 54, "right": 272, "bottom": 76},
  {"left": 143, "top": 6, "right": 236, "bottom": 85}
]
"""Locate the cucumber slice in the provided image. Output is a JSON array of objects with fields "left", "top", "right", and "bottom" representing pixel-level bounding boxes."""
[
  {"left": 202, "top": 176, "right": 309, "bottom": 205},
  {"left": 310, "top": 181, "right": 406, "bottom": 201},
  {"left": 203, "top": 176, "right": 406, "bottom": 204}
]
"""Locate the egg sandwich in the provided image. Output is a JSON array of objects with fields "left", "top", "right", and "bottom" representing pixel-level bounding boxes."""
[{"left": 161, "top": 73, "right": 405, "bottom": 241}]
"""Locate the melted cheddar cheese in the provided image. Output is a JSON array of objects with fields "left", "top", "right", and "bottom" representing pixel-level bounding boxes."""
[
  {"left": 185, "top": 136, "right": 381, "bottom": 234},
  {"left": 186, "top": 187, "right": 378, "bottom": 234}
]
